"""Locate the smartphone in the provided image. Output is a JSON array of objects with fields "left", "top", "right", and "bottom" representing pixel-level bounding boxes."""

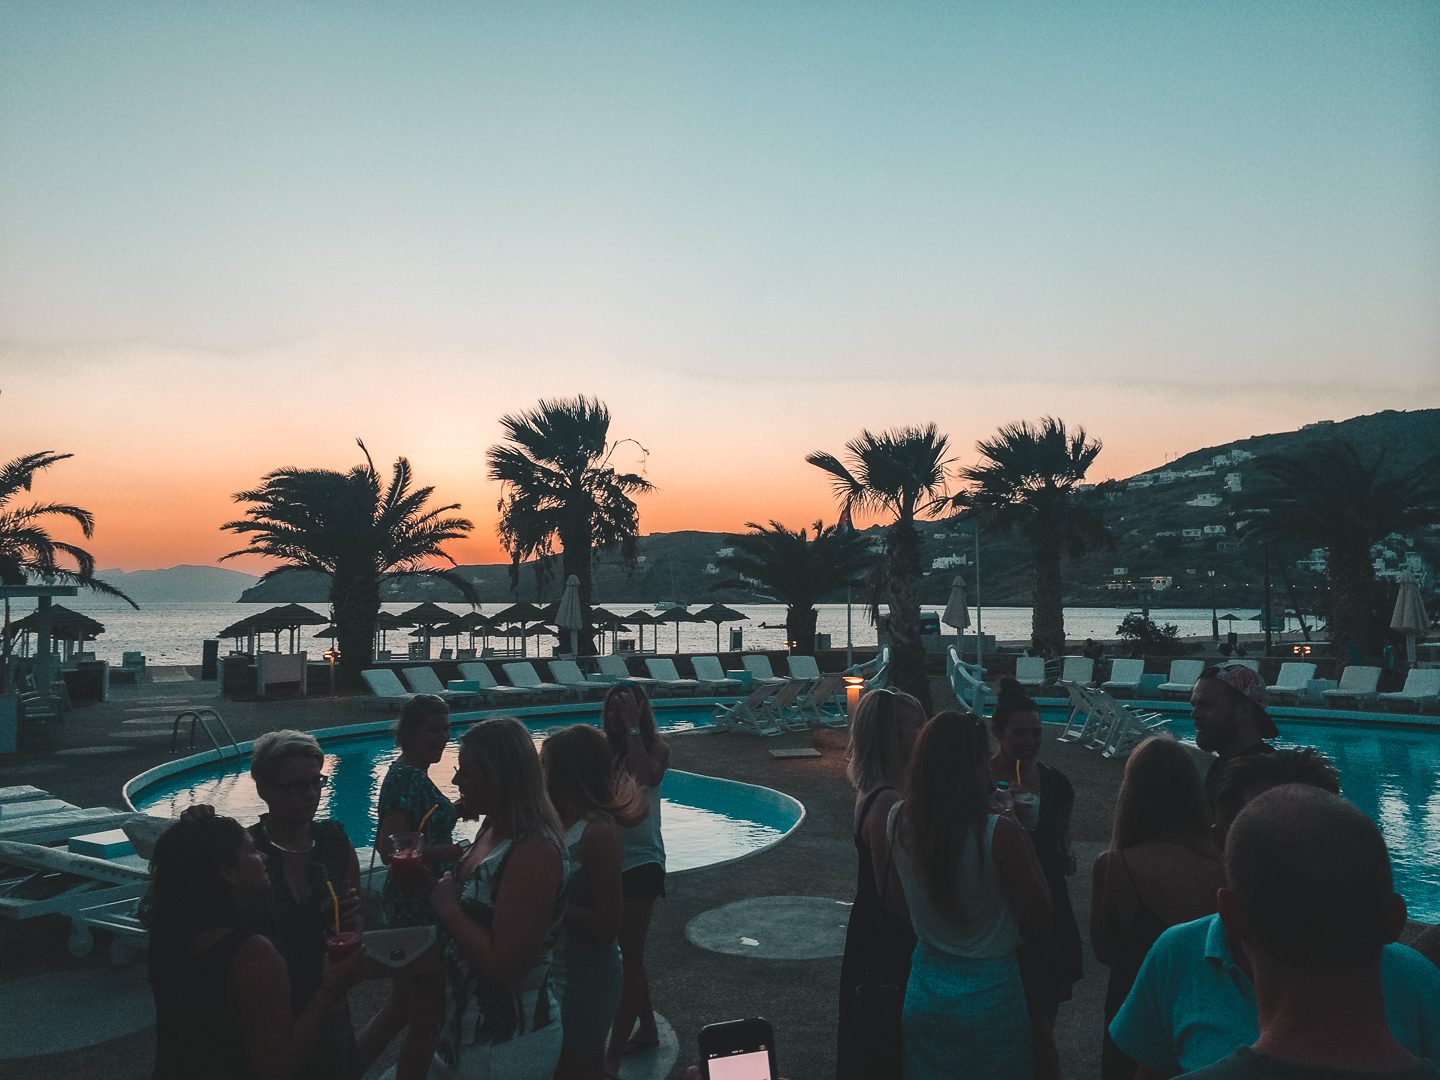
[{"left": 698, "top": 1018, "right": 777, "bottom": 1080}]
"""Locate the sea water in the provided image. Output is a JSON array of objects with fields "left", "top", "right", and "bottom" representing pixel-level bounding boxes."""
[{"left": 4, "top": 598, "right": 1264, "bottom": 665}]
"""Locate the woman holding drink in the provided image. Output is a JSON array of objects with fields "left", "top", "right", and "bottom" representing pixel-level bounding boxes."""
[
  {"left": 987, "top": 678, "right": 1083, "bottom": 1080},
  {"left": 357, "top": 694, "right": 464, "bottom": 1079}
]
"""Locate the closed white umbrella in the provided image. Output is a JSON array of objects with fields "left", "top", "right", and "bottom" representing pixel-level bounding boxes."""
[
  {"left": 556, "top": 575, "right": 584, "bottom": 656},
  {"left": 942, "top": 576, "right": 970, "bottom": 641},
  {"left": 1390, "top": 574, "right": 1430, "bottom": 665}
]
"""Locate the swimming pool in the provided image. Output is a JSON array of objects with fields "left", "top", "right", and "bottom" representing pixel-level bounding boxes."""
[
  {"left": 1047, "top": 703, "right": 1440, "bottom": 923},
  {"left": 125, "top": 702, "right": 804, "bottom": 875}
]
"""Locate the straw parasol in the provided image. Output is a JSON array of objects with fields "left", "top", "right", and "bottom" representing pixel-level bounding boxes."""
[
  {"left": 653, "top": 606, "right": 699, "bottom": 653},
  {"left": 492, "top": 601, "right": 548, "bottom": 657},
  {"left": 249, "top": 603, "right": 329, "bottom": 652},
  {"left": 398, "top": 602, "right": 464, "bottom": 655},
  {"left": 941, "top": 576, "right": 970, "bottom": 640},
  {"left": 1390, "top": 574, "right": 1430, "bottom": 665},
  {"left": 620, "top": 610, "right": 656, "bottom": 654},
  {"left": 691, "top": 602, "right": 749, "bottom": 652},
  {"left": 5, "top": 604, "right": 105, "bottom": 660}
]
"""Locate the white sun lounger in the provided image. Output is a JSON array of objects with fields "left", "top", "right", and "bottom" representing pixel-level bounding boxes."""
[
  {"left": 1378, "top": 669, "right": 1440, "bottom": 710},
  {"left": 0, "top": 808, "right": 143, "bottom": 848},
  {"left": 456, "top": 662, "right": 535, "bottom": 702},
  {"left": 401, "top": 666, "right": 481, "bottom": 706},
  {"left": 1156, "top": 659, "right": 1206, "bottom": 696},
  {"left": 547, "top": 660, "right": 607, "bottom": 699},
  {"left": 714, "top": 684, "right": 788, "bottom": 736},
  {"left": 1264, "top": 662, "right": 1318, "bottom": 703},
  {"left": 1015, "top": 656, "right": 1048, "bottom": 689},
  {"left": 786, "top": 655, "right": 823, "bottom": 681},
  {"left": 644, "top": 659, "right": 701, "bottom": 694},
  {"left": 947, "top": 646, "right": 994, "bottom": 711},
  {"left": 789, "top": 675, "right": 847, "bottom": 729},
  {"left": 768, "top": 679, "right": 820, "bottom": 731},
  {"left": 742, "top": 655, "right": 788, "bottom": 688},
  {"left": 0, "top": 798, "right": 79, "bottom": 819},
  {"left": 691, "top": 657, "right": 743, "bottom": 693},
  {"left": 596, "top": 655, "right": 657, "bottom": 688},
  {"left": 847, "top": 646, "right": 891, "bottom": 690},
  {"left": 362, "top": 667, "right": 416, "bottom": 706},
  {"left": 1100, "top": 658, "right": 1146, "bottom": 695},
  {"left": 501, "top": 662, "right": 568, "bottom": 697},
  {"left": 0, "top": 786, "right": 50, "bottom": 807},
  {"left": 1322, "top": 665, "right": 1382, "bottom": 704},
  {"left": 0, "top": 840, "right": 151, "bottom": 923},
  {"left": 1059, "top": 656, "right": 1095, "bottom": 686}
]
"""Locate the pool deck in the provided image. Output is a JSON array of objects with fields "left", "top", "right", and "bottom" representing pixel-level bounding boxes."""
[{"left": 3, "top": 671, "right": 1436, "bottom": 1079}]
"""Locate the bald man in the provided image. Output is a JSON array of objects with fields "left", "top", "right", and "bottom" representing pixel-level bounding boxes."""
[{"left": 1179, "top": 785, "right": 1437, "bottom": 1078}]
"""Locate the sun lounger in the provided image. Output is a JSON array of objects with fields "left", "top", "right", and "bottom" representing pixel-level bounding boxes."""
[
  {"left": 0, "top": 798, "right": 79, "bottom": 819},
  {"left": 547, "top": 660, "right": 608, "bottom": 699},
  {"left": 1265, "top": 662, "right": 1318, "bottom": 703},
  {"left": 846, "top": 646, "right": 891, "bottom": 690},
  {"left": 691, "top": 657, "right": 743, "bottom": 693},
  {"left": 768, "top": 679, "right": 819, "bottom": 731},
  {"left": 714, "top": 684, "right": 788, "bottom": 736},
  {"left": 456, "top": 662, "right": 535, "bottom": 702},
  {"left": 1378, "top": 668, "right": 1440, "bottom": 710},
  {"left": 1101, "top": 658, "right": 1146, "bottom": 695},
  {"left": 1156, "top": 659, "right": 1206, "bottom": 696},
  {"left": 0, "top": 785, "right": 50, "bottom": 806},
  {"left": 644, "top": 659, "right": 701, "bottom": 694},
  {"left": 1015, "top": 656, "right": 1048, "bottom": 689},
  {"left": 0, "top": 840, "right": 151, "bottom": 925},
  {"left": 789, "top": 675, "right": 847, "bottom": 728},
  {"left": 0, "top": 808, "right": 142, "bottom": 847},
  {"left": 401, "top": 666, "right": 481, "bottom": 706},
  {"left": 1059, "top": 656, "right": 1094, "bottom": 686},
  {"left": 1056, "top": 682, "right": 1107, "bottom": 744},
  {"left": 1098, "top": 699, "right": 1171, "bottom": 760},
  {"left": 501, "top": 662, "right": 569, "bottom": 697},
  {"left": 596, "top": 655, "right": 658, "bottom": 688},
  {"left": 1322, "top": 665, "right": 1382, "bottom": 704},
  {"left": 787, "top": 655, "right": 823, "bottom": 680},
  {"left": 946, "top": 646, "right": 993, "bottom": 711},
  {"left": 742, "top": 655, "right": 788, "bottom": 688},
  {"left": 362, "top": 667, "right": 416, "bottom": 706}
]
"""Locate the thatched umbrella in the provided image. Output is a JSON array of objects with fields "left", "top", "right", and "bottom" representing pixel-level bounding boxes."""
[
  {"left": 6, "top": 603, "right": 105, "bottom": 660},
  {"left": 691, "top": 602, "right": 749, "bottom": 653},
  {"left": 398, "top": 602, "right": 464, "bottom": 656},
  {"left": 492, "top": 601, "right": 548, "bottom": 658},
  {"left": 249, "top": 603, "right": 329, "bottom": 652},
  {"left": 653, "top": 606, "right": 699, "bottom": 654},
  {"left": 589, "top": 607, "right": 625, "bottom": 653}
]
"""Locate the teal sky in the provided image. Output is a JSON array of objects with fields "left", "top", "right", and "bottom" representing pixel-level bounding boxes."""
[{"left": 1, "top": 2, "right": 1437, "bottom": 570}]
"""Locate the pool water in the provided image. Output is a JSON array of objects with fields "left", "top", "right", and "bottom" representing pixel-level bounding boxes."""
[
  {"left": 130, "top": 704, "right": 802, "bottom": 874},
  {"left": 1049, "top": 708, "right": 1440, "bottom": 923}
]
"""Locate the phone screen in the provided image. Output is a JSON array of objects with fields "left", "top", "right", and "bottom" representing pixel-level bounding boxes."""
[{"left": 704, "top": 1046, "right": 774, "bottom": 1080}]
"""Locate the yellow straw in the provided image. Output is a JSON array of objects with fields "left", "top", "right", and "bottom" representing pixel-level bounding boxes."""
[
  {"left": 325, "top": 879, "right": 341, "bottom": 936},
  {"left": 416, "top": 804, "right": 438, "bottom": 838},
  {"left": 1015, "top": 759, "right": 1022, "bottom": 788}
]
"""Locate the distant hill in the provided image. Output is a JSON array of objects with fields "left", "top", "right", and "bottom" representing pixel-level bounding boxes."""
[
  {"left": 96, "top": 564, "right": 259, "bottom": 603},
  {"left": 234, "top": 408, "right": 1440, "bottom": 610}
]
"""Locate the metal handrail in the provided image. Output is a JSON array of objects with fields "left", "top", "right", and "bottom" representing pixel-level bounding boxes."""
[{"left": 170, "top": 708, "right": 241, "bottom": 758}]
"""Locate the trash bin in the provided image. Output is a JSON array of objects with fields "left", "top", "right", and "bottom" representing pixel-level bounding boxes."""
[
  {"left": 729, "top": 627, "right": 744, "bottom": 651},
  {"left": 202, "top": 639, "right": 220, "bottom": 680}
]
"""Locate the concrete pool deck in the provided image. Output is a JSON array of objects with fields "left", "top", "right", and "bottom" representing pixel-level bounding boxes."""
[{"left": 2, "top": 671, "right": 1436, "bottom": 1079}]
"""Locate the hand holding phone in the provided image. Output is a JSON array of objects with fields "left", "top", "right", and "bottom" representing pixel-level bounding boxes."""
[{"left": 698, "top": 1018, "right": 777, "bottom": 1080}]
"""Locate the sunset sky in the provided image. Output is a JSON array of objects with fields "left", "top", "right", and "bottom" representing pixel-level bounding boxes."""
[{"left": 3, "top": 2, "right": 1437, "bottom": 574}]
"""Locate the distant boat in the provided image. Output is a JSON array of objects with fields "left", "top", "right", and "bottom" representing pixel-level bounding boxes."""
[{"left": 653, "top": 600, "right": 686, "bottom": 612}]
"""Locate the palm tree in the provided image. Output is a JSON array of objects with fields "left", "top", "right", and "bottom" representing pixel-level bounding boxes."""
[
  {"left": 221, "top": 441, "right": 476, "bottom": 687},
  {"left": 1235, "top": 439, "right": 1440, "bottom": 654},
  {"left": 713, "top": 520, "right": 873, "bottom": 655},
  {"left": 807, "top": 425, "right": 952, "bottom": 707},
  {"left": 486, "top": 396, "right": 653, "bottom": 654},
  {"left": 951, "top": 417, "right": 1107, "bottom": 656},
  {"left": 1, "top": 451, "right": 137, "bottom": 690}
]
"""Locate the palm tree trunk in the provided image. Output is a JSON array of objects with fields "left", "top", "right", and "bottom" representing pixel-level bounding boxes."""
[
  {"left": 886, "top": 520, "right": 931, "bottom": 710},
  {"left": 331, "top": 568, "right": 380, "bottom": 689},
  {"left": 786, "top": 604, "right": 819, "bottom": 656},
  {"left": 1328, "top": 540, "right": 1383, "bottom": 656},
  {"left": 1031, "top": 533, "right": 1065, "bottom": 656},
  {"left": 561, "top": 518, "right": 596, "bottom": 656}
]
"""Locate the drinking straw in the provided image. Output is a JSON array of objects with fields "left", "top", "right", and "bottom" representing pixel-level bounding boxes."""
[
  {"left": 325, "top": 879, "right": 341, "bottom": 937},
  {"left": 1015, "top": 759, "right": 1022, "bottom": 788},
  {"left": 416, "top": 804, "right": 438, "bottom": 839}
]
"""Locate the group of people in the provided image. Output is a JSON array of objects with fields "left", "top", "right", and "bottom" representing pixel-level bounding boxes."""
[
  {"left": 839, "top": 663, "right": 1440, "bottom": 1079},
  {"left": 143, "top": 681, "right": 669, "bottom": 1080}
]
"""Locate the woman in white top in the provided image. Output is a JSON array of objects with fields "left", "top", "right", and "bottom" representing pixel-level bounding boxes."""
[
  {"left": 889, "top": 710, "right": 1052, "bottom": 1080},
  {"left": 601, "top": 681, "right": 670, "bottom": 1075}
]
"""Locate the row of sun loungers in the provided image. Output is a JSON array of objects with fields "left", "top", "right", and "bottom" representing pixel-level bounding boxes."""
[
  {"left": 713, "top": 676, "right": 848, "bottom": 736},
  {"left": 1055, "top": 682, "right": 1172, "bottom": 759}
]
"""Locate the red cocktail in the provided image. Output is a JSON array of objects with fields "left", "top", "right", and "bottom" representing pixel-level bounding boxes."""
[
  {"left": 389, "top": 847, "right": 424, "bottom": 883},
  {"left": 326, "top": 931, "right": 362, "bottom": 961}
]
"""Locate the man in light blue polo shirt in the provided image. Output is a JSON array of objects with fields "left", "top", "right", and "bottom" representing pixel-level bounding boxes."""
[{"left": 1109, "top": 749, "right": 1440, "bottom": 1077}]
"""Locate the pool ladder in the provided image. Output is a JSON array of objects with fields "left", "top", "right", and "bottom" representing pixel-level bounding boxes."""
[{"left": 171, "top": 708, "right": 241, "bottom": 758}]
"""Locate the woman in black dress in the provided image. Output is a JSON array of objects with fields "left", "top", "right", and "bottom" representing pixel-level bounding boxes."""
[
  {"left": 988, "top": 678, "right": 1083, "bottom": 1080},
  {"left": 836, "top": 687, "right": 925, "bottom": 1079}
]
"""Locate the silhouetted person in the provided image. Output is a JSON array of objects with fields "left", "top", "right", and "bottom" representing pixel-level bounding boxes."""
[
  {"left": 1191, "top": 663, "right": 1276, "bottom": 807},
  {"left": 1178, "top": 785, "right": 1439, "bottom": 1078}
]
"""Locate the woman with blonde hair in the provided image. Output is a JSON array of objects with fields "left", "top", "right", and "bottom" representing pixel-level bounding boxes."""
[
  {"left": 427, "top": 717, "right": 567, "bottom": 1079},
  {"left": 836, "top": 688, "right": 925, "bottom": 1079},
  {"left": 542, "top": 724, "right": 646, "bottom": 1080},
  {"left": 1091, "top": 735, "right": 1222, "bottom": 1080}
]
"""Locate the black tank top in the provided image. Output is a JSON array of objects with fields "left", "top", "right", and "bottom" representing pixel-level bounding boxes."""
[{"left": 150, "top": 929, "right": 259, "bottom": 1080}]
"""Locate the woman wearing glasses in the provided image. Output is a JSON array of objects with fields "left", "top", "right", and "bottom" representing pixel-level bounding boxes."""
[{"left": 248, "top": 728, "right": 363, "bottom": 1079}]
